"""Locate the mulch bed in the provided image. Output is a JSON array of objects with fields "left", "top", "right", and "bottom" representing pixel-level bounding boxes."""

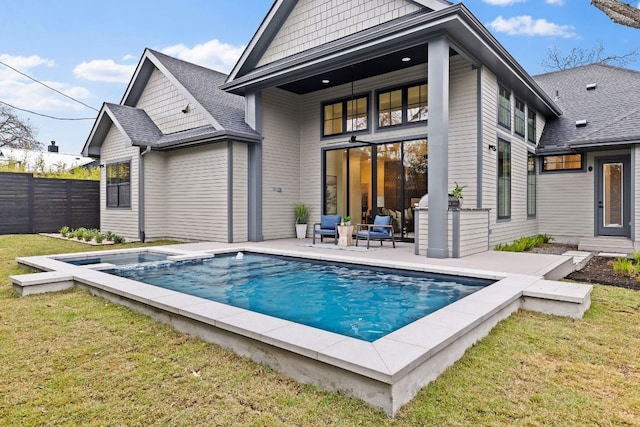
[
  {"left": 566, "top": 256, "right": 640, "bottom": 291},
  {"left": 529, "top": 243, "right": 640, "bottom": 291}
]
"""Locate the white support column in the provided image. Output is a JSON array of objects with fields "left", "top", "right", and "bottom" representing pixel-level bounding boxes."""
[{"left": 427, "top": 37, "right": 450, "bottom": 258}]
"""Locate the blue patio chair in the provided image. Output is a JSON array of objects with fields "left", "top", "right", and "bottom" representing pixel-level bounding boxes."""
[
  {"left": 355, "top": 215, "right": 396, "bottom": 249},
  {"left": 312, "top": 215, "right": 342, "bottom": 244}
]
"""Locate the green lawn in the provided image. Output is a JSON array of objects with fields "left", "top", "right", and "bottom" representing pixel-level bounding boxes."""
[{"left": 1, "top": 235, "right": 639, "bottom": 426}]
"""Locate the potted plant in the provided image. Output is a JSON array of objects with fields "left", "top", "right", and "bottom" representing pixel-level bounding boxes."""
[
  {"left": 342, "top": 215, "right": 351, "bottom": 225},
  {"left": 294, "top": 202, "right": 309, "bottom": 239},
  {"left": 450, "top": 181, "right": 466, "bottom": 208}
]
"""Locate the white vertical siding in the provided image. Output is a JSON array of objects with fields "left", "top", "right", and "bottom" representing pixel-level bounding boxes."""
[
  {"left": 162, "top": 144, "right": 229, "bottom": 241},
  {"left": 480, "top": 69, "right": 539, "bottom": 247},
  {"left": 449, "top": 56, "right": 478, "bottom": 207},
  {"left": 261, "top": 88, "right": 302, "bottom": 239},
  {"left": 458, "top": 210, "right": 491, "bottom": 256},
  {"left": 100, "top": 125, "right": 140, "bottom": 241},
  {"left": 135, "top": 68, "right": 209, "bottom": 134},
  {"left": 537, "top": 170, "right": 593, "bottom": 241},
  {"left": 232, "top": 142, "right": 249, "bottom": 242},
  {"left": 142, "top": 151, "right": 167, "bottom": 240},
  {"left": 538, "top": 149, "right": 631, "bottom": 242},
  {"left": 416, "top": 209, "right": 490, "bottom": 257},
  {"left": 258, "top": 0, "right": 422, "bottom": 66}
]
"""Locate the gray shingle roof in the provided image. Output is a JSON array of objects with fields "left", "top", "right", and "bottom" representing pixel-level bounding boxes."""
[
  {"left": 534, "top": 64, "right": 640, "bottom": 152},
  {"left": 104, "top": 103, "right": 162, "bottom": 145},
  {"left": 148, "top": 49, "right": 258, "bottom": 136}
]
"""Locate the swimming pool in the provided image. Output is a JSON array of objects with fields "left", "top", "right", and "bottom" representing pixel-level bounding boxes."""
[
  {"left": 13, "top": 242, "right": 591, "bottom": 416},
  {"left": 106, "top": 252, "right": 492, "bottom": 342},
  {"left": 63, "top": 251, "right": 170, "bottom": 266}
]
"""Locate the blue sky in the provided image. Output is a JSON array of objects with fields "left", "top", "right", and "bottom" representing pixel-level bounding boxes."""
[{"left": 1, "top": 0, "right": 638, "bottom": 156}]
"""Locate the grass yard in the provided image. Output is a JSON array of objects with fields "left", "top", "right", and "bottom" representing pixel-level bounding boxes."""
[{"left": 1, "top": 235, "right": 639, "bottom": 426}]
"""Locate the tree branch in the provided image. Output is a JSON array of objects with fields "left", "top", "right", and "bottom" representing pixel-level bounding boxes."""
[{"left": 592, "top": 0, "right": 640, "bottom": 29}]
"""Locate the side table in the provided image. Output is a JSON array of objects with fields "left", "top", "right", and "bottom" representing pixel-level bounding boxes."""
[{"left": 337, "top": 225, "right": 354, "bottom": 246}]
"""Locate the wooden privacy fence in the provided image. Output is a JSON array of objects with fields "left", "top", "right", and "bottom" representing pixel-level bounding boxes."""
[{"left": 0, "top": 172, "right": 99, "bottom": 234}]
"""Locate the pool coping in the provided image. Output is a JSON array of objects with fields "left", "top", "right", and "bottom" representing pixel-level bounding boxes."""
[{"left": 11, "top": 244, "right": 592, "bottom": 416}]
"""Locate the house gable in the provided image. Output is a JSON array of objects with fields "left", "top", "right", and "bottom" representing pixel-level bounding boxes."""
[
  {"left": 135, "top": 67, "right": 210, "bottom": 135},
  {"left": 228, "top": 0, "right": 450, "bottom": 81},
  {"left": 82, "top": 49, "right": 260, "bottom": 158},
  {"left": 256, "top": 0, "right": 424, "bottom": 67}
]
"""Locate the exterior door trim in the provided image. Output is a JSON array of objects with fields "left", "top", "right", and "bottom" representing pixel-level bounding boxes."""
[{"left": 595, "top": 155, "right": 630, "bottom": 237}]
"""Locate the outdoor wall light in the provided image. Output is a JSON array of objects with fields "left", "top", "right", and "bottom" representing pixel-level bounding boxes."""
[{"left": 488, "top": 144, "right": 497, "bottom": 151}]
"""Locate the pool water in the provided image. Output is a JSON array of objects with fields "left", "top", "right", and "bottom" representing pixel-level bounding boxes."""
[
  {"left": 107, "top": 253, "right": 492, "bottom": 342},
  {"left": 65, "top": 252, "right": 169, "bottom": 266}
]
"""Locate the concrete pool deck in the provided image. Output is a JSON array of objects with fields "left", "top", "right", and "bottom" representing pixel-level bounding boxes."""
[{"left": 11, "top": 239, "right": 592, "bottom": 416}]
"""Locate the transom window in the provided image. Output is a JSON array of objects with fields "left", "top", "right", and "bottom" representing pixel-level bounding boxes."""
[
  {"left": 498, "top": 85, "right": 511, "bottom": 129},
  {"left": 106, "top": 161, "right": 131, "bottom": 208},
  {"left": 527, "top": 109, "right": 537, "bottom": 143},
  {"left": 323, "top": 96, "right": 368, "bottom": 137},
  {"left": 378, "top": 83, "right": 428, "bottom": 128},
  {"left": 515, "top": 99, "right": 525, "bottom": 137},
  {"left": 542, "top": 154, "right": 583, "bottom": 172}
]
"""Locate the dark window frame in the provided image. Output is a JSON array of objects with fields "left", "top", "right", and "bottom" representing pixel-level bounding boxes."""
[
  {"left": 527, "top": 109, "right": 537, "bottom": 143},
  {"left": 527, "top": 153, "right": 536, "bottom": 218},
  {"left": 514, "top": 98, "right": 526, "bottom": 137},
  {"left": 498, "top": 85, "right": 511, "bottom": 129},
  {"left": 497, "top": 138, "right": 511, "bottom": 220},
  {"left": 541, "top": 154, "right": 584, "bottom": 172},
  {"left": 376, "top": 82, "right": 428, "bottom": 129},
  {"left": 106, "top": 161, "right": 131, "bottom": 208},
  {"left": 322, "top": 94, "right": 370, "bottom": 138}
]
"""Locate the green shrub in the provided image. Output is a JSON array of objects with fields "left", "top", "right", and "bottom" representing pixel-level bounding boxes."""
[
  {"left": 59, "top": 226, "right": 70, "bottom": 237},
  {"left": 613, "top": 257, "right": 635, "bottom": 277},
  {"left": 112, "top": 234, "right": 125, "bottom": 244},
  {"left": 74, "top": 228, "right": 87, "bottom": 240},
  {"left": 94, "top": 233, "right": 104, "bottom": 244},
  {"left": 494, "top": 234, "right": 554, "bottom": 252}
]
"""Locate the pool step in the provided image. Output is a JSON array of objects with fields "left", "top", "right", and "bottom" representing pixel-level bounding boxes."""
[
  {"left": 11, "top": 271, "right": 75, "bottom": 296},
  {"left": 522, "top": 279, "right": 593, "bottom": 319}
]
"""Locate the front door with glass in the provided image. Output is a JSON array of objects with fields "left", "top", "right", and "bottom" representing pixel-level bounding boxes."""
[{"left": 596, "top": 156, "right": 630, "bottom": 237}]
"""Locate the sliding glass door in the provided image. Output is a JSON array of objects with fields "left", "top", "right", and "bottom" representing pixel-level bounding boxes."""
[{"left": 323, "top": 139, "right": 427, "bottom": 240}]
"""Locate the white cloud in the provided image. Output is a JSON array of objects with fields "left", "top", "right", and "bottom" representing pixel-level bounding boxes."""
[
  {"left": 161, "top": 39, "right": 245, "bottom": 73},
  {"left": 545, "top": 0, "right": 564, "bottom": 5},
  {"left": 0, "top": 53, "right": 92, "bottom": 112},
  {"left": 0, "top": 54, "right": 54, "bottom": 71},
  {"left": 0, "top": 78, "right": 90, "bottom": 112},
  {"left": 482, "top": 0, "right": 526, "bottom": 5},
  {"left": 73, "top": 59, "right": 136, "bottom": 83},
  {"left": 121, "top": 54, "right": 137, "bottom": 62},
  {"left": 488, "top": 15, "right": 577, "bottom": 38}
]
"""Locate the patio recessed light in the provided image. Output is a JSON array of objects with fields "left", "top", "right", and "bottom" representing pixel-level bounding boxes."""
[
  {"left": 401, "top": 57, "right": 411, "bottom": 62},
  {"left": 322, "top": 79, "right": 330, "bottom": 84}
]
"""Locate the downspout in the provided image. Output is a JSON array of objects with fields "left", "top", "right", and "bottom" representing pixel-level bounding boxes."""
[{"left": 138, "top": 145, "right": 151, "bottom": 242}]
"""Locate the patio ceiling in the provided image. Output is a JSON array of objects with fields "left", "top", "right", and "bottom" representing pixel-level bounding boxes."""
[{"left": 278, "top": 44, "right": 430, "bottom": 94}]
